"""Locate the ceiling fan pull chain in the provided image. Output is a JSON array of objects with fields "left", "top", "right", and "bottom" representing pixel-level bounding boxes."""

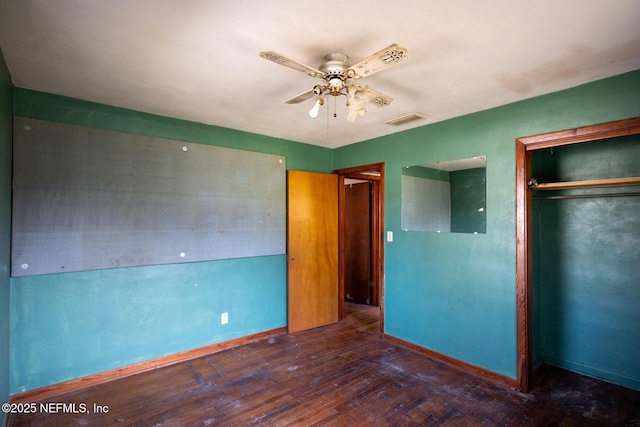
[{"left": 326, "top": 101, "right": 330, "bottom": 145}]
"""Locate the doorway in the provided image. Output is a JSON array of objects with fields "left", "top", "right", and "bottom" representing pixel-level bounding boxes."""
[
  {"left": 343, "top": 180, "right": 373, "bottom": 305},
  {"left": 515, "top": 117, "right": 640, "bottom": 393},
  {"left": 334, "top": 163, "right": 385, "bottom": 333}
]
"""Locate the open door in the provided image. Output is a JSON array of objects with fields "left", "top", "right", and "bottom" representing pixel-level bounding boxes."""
[{"left": 287, "top": 170, "right": 339, "bottom": 333}]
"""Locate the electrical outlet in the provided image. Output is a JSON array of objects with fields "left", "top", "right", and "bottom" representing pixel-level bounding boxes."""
[{"left": 221, "top": 312, "right": 228, "bottom": 325}]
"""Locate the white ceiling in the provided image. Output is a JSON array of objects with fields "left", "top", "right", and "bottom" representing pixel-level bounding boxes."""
[{"left": 1, "top": 1, "right": 639, "bottom": 148}]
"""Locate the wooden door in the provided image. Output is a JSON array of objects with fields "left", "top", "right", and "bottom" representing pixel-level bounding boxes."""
[
  {"left": 287, "top": 170, "right": 338, "bottom": 333},
  {"left": 344, "top": 182, "right": 372, "bottom": 304}
]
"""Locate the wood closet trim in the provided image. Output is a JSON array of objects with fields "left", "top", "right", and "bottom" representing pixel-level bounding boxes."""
[{"left": 515, "top": 116, "right": 640, "bottom": 393}]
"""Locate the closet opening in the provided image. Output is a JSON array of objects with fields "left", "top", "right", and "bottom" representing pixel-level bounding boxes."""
[{"left": 515, "top": 117, "right": 640, "bottom": 393}]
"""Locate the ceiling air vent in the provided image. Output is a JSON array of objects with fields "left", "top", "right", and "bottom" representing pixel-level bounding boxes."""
[{"left": 386, "top": 113, "right": 426, "bottom": 126}]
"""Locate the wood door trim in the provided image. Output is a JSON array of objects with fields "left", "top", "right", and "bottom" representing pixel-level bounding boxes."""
[
  {"left": 334, "top": 163, "right": 385, "bottom": 332},
  {"left": 342, "top": 173, "right": 381, "bottom": 181},
  {"left": 335, "top": 163, "right": 384, "bottom": 176},
  {"left": 337, "top": 173, "right": 346, "bottom": 319},
  {"left": 515, "top": 117, "right": 640, "bottom": 392}
]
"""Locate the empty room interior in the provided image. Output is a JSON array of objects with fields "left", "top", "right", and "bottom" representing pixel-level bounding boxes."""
[{"left": 1, "top": 1, "right": 640, "bottom": 425}]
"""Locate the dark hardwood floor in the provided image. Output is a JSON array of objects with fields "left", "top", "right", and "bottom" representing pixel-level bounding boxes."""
[{"left": 8, "top": 302, "right": 640, "bottom": 426}]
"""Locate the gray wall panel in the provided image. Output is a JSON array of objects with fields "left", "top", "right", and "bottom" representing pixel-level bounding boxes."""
[{"left": 12, "top": 117, "right": 286, "bottom": 276}]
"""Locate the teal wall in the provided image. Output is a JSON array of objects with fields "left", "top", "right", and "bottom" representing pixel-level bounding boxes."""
[
  {"left": 6, "top": 70, "right": 640, "bottom": 395},
  {"left": 10, "top": 89, "right": 333, "bottom": 393},
  {"left": 333, "top": 70, "right": 640, "bottom": 381},
  {"left": 0, "top": 47, "right": 13, "bottom": 423},
  {"left": 532, "top": 135, "right": 640, "bottom": 390},
  {"left": 11, "top": 257, "right": 286, "bottom": 392}
]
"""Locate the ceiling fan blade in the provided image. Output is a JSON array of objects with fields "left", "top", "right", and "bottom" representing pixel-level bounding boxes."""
[
  {"left": 259, "top": 51, "right": 325, "bottom": 79},
  {"left": 361, "top": 87, "right": 394, "bottom": 107},
  {"left": 284, "top": 88, "right": 316, "bottom": 104},
  {"left": 347, "top": 44, "right": 409, "bottom": 79}
]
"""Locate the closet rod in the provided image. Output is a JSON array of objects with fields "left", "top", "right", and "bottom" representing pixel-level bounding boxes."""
[
  {"left": 533, "top": 192, "right": 640, "bottom": 200},
  {"left": 529, "top": 176, "right": 640, "bottom": 191}
]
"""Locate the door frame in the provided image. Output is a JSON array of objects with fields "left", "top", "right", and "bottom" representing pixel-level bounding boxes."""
[
  {"left": 334, "top": 162, "right": 385, "bottom": 332},
  {"left": 515, "top": 117, "right": 640, "bottom": 392}
]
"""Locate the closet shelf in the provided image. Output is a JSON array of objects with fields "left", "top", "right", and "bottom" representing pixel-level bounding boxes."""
[{"left": 528, "top": 176, "right": 640, "bottom": 191}]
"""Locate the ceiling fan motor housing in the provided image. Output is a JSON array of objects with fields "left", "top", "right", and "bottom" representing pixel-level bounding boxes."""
[{"left": 320, "top": 53, "right": 350, "bottom": 94}]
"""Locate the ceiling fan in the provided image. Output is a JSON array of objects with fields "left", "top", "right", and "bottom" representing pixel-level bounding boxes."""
[{"left": 259, "top": 44, "right": 409, "bottom": 121}]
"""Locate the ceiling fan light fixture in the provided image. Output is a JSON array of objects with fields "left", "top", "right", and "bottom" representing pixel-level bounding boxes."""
[{"left": 309, "top": 98, "right": 324, "bottom": 118}]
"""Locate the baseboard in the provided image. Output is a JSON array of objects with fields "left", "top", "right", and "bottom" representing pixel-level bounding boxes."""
[
  {"left": 542, "top": 357, "right": 640, "bottom": 392},
  {"left": 11, "top": 327, "right": 287, "bottom": 404},
  {"left": 383, "top": 334, "right": 518, "bottom": 390}
]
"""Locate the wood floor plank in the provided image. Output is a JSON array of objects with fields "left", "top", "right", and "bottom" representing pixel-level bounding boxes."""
[{"left": 7, "top": 302, "right": 640, "bottom": 426}]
